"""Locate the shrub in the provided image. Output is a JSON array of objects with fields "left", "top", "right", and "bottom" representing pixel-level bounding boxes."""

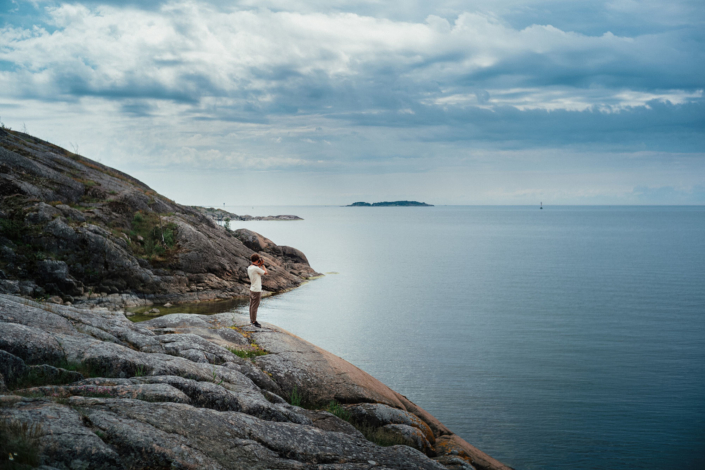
[
  {"left": 326, "top": 400, "right": 351, "bottom": 421},
  {"left": 163, "top": 226, "right": 175, "bottom": 246},
  {"left": 129, "top": 211, "right": 178, "bottom": 261},
  {"left": 0, "top": 218, "right": 24, "bottom": 241},
  {"left": 0, "top": 420, "right": 42, "bottom": 469}
]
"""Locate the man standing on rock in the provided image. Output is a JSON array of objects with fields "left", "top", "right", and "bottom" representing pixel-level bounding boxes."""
[{"left": 247, "top": 253, "right": 267, "bottom": 328}]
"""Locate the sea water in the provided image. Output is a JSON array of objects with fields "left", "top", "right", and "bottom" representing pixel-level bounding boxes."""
[{"left": 221, "top": 205, "right": 705, "bottom": 470}]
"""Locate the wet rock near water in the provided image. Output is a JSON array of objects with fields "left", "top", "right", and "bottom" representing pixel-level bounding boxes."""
[{"left": 0, "top": 293, "right": 512, "bottom": 470}]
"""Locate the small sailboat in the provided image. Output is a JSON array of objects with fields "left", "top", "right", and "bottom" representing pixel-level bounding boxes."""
[{"left": 540, "top": 202, "right": 543, "bottom": 210}]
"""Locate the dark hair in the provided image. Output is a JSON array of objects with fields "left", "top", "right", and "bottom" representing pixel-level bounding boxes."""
[{"left": 250, "top": 253, "right": 261, "bottom": 263}]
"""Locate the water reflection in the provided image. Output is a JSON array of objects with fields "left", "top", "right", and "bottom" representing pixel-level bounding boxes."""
[{"left": 128, "top": 296, "right": 249, "bottom": 322}]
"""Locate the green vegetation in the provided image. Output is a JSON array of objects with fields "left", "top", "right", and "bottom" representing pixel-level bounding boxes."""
[
  {"left": 0, "top": 211, "right": 60, "bottom": 276},
  {"left": 0, "top": 420, "right": 42, "bottom": 469},
  {"left": 212, "top": 367, "right": 224, "bottom": 386},
  {"left": 75, "top": 178, "right": 97, "bottom": 188},
  {"left": 13, "top": 366, "right": 81, "bottom": 390},
  {"left": 55, "top": 359, "right": 100, "bottom": 378},
  {"left": 0, "top": 218, "right": 24, "bottom": 240},
  {"left": 27, "top": 358, "right": 111, "bottom": 381},
  {"left": 326, "top": 400, "right": 351, "bottom": 421},
  {"left": 225, "top": 346, "right": 268, "bottom": 360},
  {"left": 354, "top": 424, "right": 407, "bottom": 447},
  {"left": 129, "top": 210, "right": 178, "bottom": 261},
  {"left": 289, "top": 386, "right": 303, "bottom": 407},
  {"left": 322, "top": 399, "right": 405, "bottom": 447}
]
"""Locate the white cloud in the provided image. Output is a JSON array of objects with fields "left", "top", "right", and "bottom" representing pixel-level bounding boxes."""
[
  {"left": 1, "top": 2, "right": 699, "bottom": 111},
  {"left": 0, "top": 0, "right": 702, "bottom": 205}
]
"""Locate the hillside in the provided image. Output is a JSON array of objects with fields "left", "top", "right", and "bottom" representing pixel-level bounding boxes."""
[
  {"left": 0, "top": 128, "right": 513, "bottom": 470},
  {"left": 0, "top": 128, "right": 319, "bottom": 309}
]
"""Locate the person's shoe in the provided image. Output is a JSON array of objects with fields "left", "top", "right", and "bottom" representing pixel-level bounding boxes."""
[{"left": 252, "top": 321, "right": 262, "bottom": 328}]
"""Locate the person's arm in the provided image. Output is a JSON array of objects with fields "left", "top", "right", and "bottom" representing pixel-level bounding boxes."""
[{"left": 260, "top": 262, "right": 268, "bottom": 275}]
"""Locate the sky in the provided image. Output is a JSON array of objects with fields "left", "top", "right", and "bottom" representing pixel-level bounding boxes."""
[{"left": 0, "top": 0, "right": 703, "bottom": 205}]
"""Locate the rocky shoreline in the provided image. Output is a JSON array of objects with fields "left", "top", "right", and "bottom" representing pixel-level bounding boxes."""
[
  {"left": 0, "top": 294, "right": 512, "bottom": 470},
  {"left": 0, "top": 129, "right": 513, "bottom": 469},
  {"left": 0, "top": 128, "right": 319, "bottom": 311},
  {"left": 193, "top": 206, "right": 303, "bottom": 222}
]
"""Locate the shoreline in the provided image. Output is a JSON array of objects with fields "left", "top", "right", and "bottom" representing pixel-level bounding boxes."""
[{"left": 0, "top": 293, "right": 513, "bottom": 470}]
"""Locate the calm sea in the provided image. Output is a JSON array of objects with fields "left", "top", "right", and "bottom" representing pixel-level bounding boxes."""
[{"left": 220, "top": 205, "right": 705, "bottom": 470}]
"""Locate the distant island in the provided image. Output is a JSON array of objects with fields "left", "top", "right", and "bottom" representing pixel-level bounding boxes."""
[{"left": 347, "top": 200, "right": 433, "bottom": 207}]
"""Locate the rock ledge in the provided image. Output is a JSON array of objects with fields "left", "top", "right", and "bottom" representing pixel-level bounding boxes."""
[{"left": 0, "top": 294, "right": 512, "bottom": 470}]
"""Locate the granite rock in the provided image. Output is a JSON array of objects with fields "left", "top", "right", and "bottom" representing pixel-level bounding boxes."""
[
  {"left": 0, "top": 293, "right": 512, "bottom": 470},
  {"left": 0, "top": 128, "right": 321, "bottom": 308}
]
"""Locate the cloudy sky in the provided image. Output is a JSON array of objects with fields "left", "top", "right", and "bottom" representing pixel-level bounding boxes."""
[{"left": 1, "top": 0, "right": 703, "bottom": 205}]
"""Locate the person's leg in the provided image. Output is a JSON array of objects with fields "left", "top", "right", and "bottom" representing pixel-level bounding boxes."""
[{"left": 249, "top": 291, "right": 261, "bottom": 323}]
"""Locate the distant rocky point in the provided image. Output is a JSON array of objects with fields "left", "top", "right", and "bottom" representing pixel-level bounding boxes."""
[
  {"left": 193, "top": 206, "right": 303, "bottom": 222},
  {"left": 348, "top": 200, "right": 433, "bottom": 207}
]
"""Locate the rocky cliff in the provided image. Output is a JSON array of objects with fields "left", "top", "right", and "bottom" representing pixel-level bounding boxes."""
[
  {"left": 0, "top": 128, "right": 319, "bottom": 309},
  {"left": 0, "top": 294, "right": 512, "bottom": 470}
]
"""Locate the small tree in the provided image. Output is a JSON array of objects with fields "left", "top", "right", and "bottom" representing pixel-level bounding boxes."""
[{"left": 224, "top": 217, "right": 231, "bottom": 231}]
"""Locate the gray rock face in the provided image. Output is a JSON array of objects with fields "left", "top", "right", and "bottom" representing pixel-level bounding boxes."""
[
  {"left": 0, "top": 128, "right": 321, "bottom": 308},
  {"left": 0, "top": 294, "right": 512, "bottom": 470},
  {"left": 0, "top": 349, "right": 28, "bottom": 389},
  {"left": 0, "top": 278, "right": 19, "bottom": 294},
  {"left": 379, "top": 423, "right": 434, "bottom": 455},
  {"left": 346, "top": 402, "right": 436, "bottom": 444}
]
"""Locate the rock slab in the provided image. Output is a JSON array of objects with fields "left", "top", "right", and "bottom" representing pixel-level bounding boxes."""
[{"left": 0, "top": 294, "right": 513, "bottom": 470}]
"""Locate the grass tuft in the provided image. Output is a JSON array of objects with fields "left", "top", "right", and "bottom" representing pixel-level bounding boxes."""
[
  {"left": 129, "top": 211, "right": 178, "bottom": 262},
  {"left": 354, "top": 424, "right": 407, "bottom": 447},
  {"left": 321, "top": 400, "right": 406, "bottom": 447},
  {"left": 289, "top": 385, "right": 303, "bottom": 407},
  {"left": 225, "top": 346, "right": 268, "bottom": 360},
  {"left": 0, "top": 419, "right": 42, "bottom": 469},
  {"left": 53, "top": 359, "right": 106, "bottom": 379},
  {"left": 326, "top": 400, "right": 351, "bottom": 421}
]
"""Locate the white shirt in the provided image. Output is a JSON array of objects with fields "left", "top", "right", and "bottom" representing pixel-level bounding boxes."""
[{"left": 247, "top": 265, "right": 265, "bottom": 292}]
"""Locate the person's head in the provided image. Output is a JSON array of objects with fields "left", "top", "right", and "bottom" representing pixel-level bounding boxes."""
[{"left": 250, "top": 253, "right": 262, "bottom": 265}]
